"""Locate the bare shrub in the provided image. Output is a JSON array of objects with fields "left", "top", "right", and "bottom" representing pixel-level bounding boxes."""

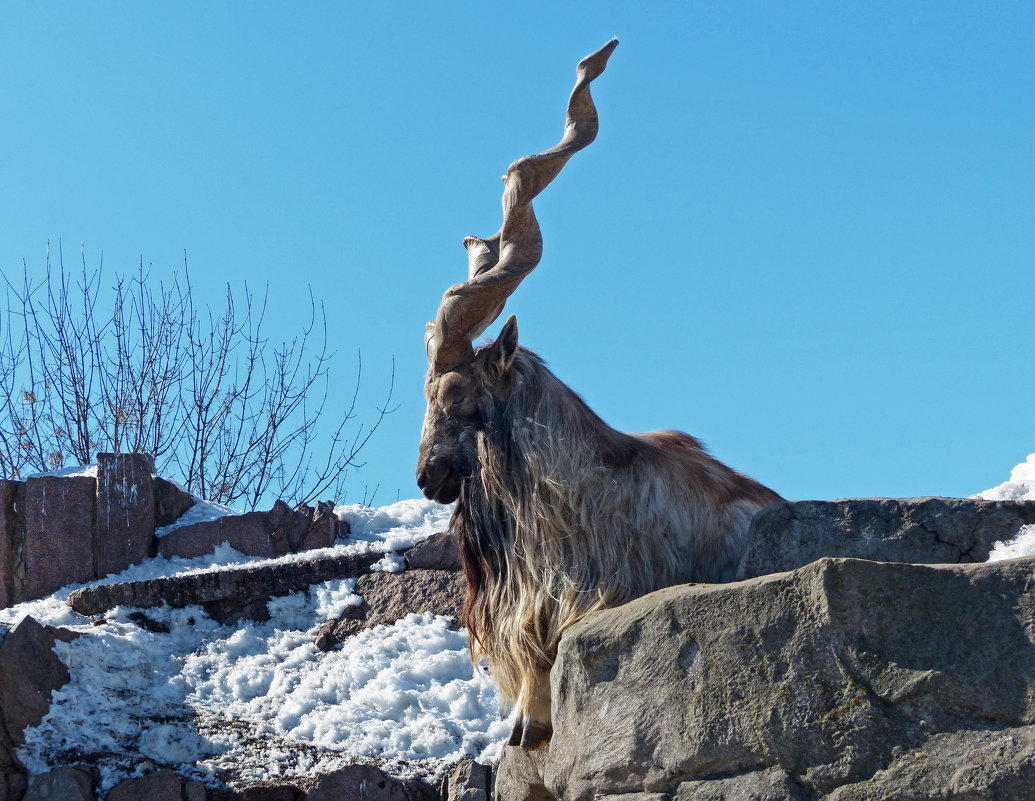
[{"left": 0, "top": 244, "right": 392, "bottom": 509}]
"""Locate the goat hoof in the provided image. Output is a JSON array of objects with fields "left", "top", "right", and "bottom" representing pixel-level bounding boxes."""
[
  {"left": 519, "top": 719, "right": 553, "bottom": 750},
  {"left": 508, "top": 717, "right": 524, "bottom": 747}
]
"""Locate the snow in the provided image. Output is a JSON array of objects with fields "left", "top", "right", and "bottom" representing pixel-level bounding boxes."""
[
  {"left": 987, "top": 525, "right": 1035, "bottom": 561},
  {"left": 974, "top": 452, "right": 1035, "bottom": 501},
  {"left": 22, "top": 463, "right": 98, "bottom": 480},
  {"left": 1, "top": 497, "right": 508, "bottom": 794},
  {"left": 979, "top": 454, "right": 1035, "bottom": 561},
  {"left": 155, "top": 498, "right": 242, "bottom": 538}
]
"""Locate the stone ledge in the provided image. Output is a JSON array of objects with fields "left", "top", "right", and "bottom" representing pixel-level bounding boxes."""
[
  {"left": 739, "top": 496, "right": 1035, "bottom": 579},
  {"left": 67, "top": 551, "right": 383, "bottom": 617}
]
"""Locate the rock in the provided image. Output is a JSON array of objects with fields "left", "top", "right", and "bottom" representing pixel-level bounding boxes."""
[
  {"left": 21, "top": 765, "right": 97, "bottom": 801},
  {"left": 493, "top": 747, "right": 554, "bottom": 801},
  {"left": 158, "top": 500, "right": 340, "bottom": 561},
  {"left": 739, "top": 497, "right": 1035, "bottom": 578},
  {"left": 68, "top": 550, "right": 383, "bottom": 617},
  {"left": 158, "top": 510, "right": 276, "bottom": 560},
  {"left": 21, "top": 475, "right": 96, "bottom": 599},
  {"left": 184, "top": 779, "right": 209, "bottom": 800},
  {"left": 314, "top": 569, "right": 465, "bottom": 650},
  {"left": 669, "top": 767, "right": 809, "bottom": 800},
  {"left": 826, "top": 726, "right": 1035, "bottom": 801},
  {"left": 302, "top": 501, "right": 338, "bottom": 551},
  {"left": 544, "top": 555, "right": 1035, "bottom": 801},
  {"left": 265, "top": 500, "right": 338, "bottom": 553},
  {"left": 125, "top": 611, "right": 171, "bottom": 633},
  {"left": 203, "top": 595, "right": 273, "bottom": 626},
  {"left": 0, "top": 731, "right": 27, "bottom": 801},
  {"left": 154, "top": 476, "right": 196, "bottom": 527},
  {"left": 0, "top": 616, "right": 76, "bottom": 746},
  {"left": 106, "top": 769, "right": 183, "bottom": 801},
  {"left": 405, "top": 531, "right": 460, "bottom": 571},
  {"left": 0, "top": 481, "right": 19, "bottom": 609},
  {"left": 208, "top": 784, "right": 303, "bottom": 800},
  {"left": 94, "top": 452, "right": 156, "bottom": 578},
  {"left": 0, "top": 773, "right": 28, "bottom": 801},
  {"left": 440, "top": 758, "right": 491, "bottom": 801},
  {"left": 301, "top": 765, "right": 411, "bottom": 801}
]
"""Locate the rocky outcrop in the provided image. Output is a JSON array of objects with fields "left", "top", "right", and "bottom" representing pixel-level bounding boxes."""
[
  {"left": 9, "top": 489, "right": 1033, "bottom": 799},
  {"left": 533, "top": 554, "right": 1035, "bottom": 801},
  {"left": 739, "top": 496, "right": 1035, "bottom": 578}
]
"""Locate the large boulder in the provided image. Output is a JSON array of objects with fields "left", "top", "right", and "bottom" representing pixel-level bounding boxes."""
[
  {"left": 300, "top": 764, "right": 436, "bottom": 800},
  {"left": 539, "top": 555, "right": 1035, "bottom": 801},
  {"left": 21, "top": 765, "right": 97, "bottom": 801},
  {"left": 405, "top": 531, "right": 460, "bottom": 571},
  {"left": 106, "top": 769, "right": 184, "bottom": 801},
  {"left": 739, "top": 497, "right": 1035, "bottom": 578},
  {"left": 0, "top": 616, "right": 77, "bottom": 746}
]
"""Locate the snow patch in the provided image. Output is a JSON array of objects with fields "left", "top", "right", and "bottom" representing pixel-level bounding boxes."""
[
  {"left": 987, "top": 525, "right": 1035, "bottom": 562},
  {"left": 974, "top": 453, "right": 1035, "bottom": 501},
  {"left": 21, "top": 463, "right": 98, "bottom": 480},
  {"left": 155, "top": 498, "right": 242, "bottom": 538},
  {"left": 7, "top": 498, "right": 496, "bottom": 793}
]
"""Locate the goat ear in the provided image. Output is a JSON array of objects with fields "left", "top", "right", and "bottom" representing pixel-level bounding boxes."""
[{"left": 485, "top": 315, "right": 519, "bottom": 382}]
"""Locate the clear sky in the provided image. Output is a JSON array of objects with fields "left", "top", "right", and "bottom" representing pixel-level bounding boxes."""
[{"left": 2, "top": 2, "right": 1032, "bottom": 504}]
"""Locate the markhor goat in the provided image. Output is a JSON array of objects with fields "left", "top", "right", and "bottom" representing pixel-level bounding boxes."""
[{"left": 416, "top": 40, "right": 781, "bottom": 750}]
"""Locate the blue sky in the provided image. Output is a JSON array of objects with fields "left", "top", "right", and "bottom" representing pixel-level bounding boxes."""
[{"left": 2, "top": 2, "right": 1033, "bottom": 503}]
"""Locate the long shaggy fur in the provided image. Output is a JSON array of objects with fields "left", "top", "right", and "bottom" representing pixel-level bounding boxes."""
[{"left": 451, "top": 347, "right": 781, "bottom": 735}]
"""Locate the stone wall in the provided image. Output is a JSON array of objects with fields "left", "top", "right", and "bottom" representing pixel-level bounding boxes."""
[
  {"left": 0, "top": 455, "right": 173, "bottom": 607},
  {"left": 0, "top": 455, "right": 344, "bottom": 610}
]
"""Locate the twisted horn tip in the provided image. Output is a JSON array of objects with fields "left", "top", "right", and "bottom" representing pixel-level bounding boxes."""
[{"left": 577, "top": 39, "right": 619, "bottom": 80}]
